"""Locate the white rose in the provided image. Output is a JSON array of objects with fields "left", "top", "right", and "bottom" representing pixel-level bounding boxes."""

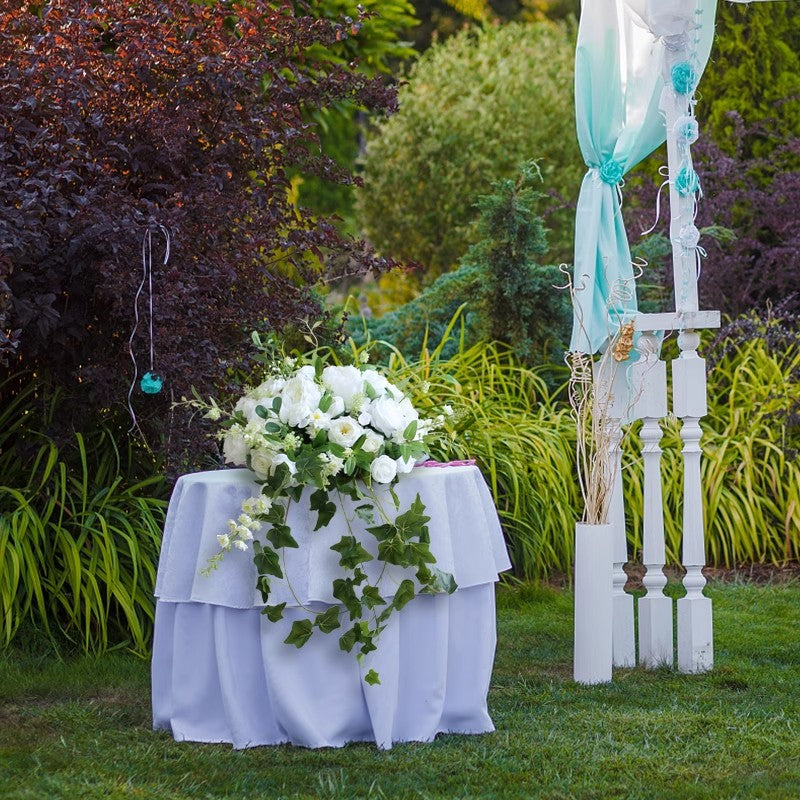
[
  {"left": 250, "top": 448, "right": 275, "bottom": 480},
  {"left": 370, "top": 454, "right": 398, "bottom": 484},
  {"left": 361, "top": 430, "right": 384, "bottom": 454},
  {"left": 270, "top": 453, "right": 297, "bottom": 478},
  {"left": 369, "top": 396, "right": 415, "bottom": 438},
  {"left": 234, "top": 396, "right": 260, "bottom": 422},
  {"left": 322, "top": 365, "right": 363, "bottom": 409},
  {"left": 279, "top": 374, "right": 322, "bottom": 428},
  {"left": 327, "top": 416, "right": 365, "bottom": 447},
  {"left": 327, "top": 395, "right": 345, "bottom": 418},
  {"left": 253, "top": 376, "right": 285, "bottom": 400},
  {"left": 297, "top": 365, "right": 316, "bottom": 381},
  {"left": 396, "top": 455, "right": 415, "bottom": 475},
  {"left": 222, "top": 430, "right": 248, "bottom": 465}
]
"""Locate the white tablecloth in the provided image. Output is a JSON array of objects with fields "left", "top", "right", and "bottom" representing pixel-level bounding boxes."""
[{"left": 152, "top": 466, "right": 511, "bottom": 749}]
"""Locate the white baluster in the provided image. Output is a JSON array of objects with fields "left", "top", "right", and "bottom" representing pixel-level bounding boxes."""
[
  {"left": 632, "top": 332, "right": 673, "bottom": 669},
  {"left": 674, "top": 329, "right": 713, "bottom": 672}
]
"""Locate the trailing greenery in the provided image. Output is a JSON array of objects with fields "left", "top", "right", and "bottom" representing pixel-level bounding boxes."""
[
  {"left": 359, "top": 332, "right": 578, "bottom": 580},
  {"left": 1, "top": 581, "right": 799, "bottom": 799},
  {"left": 355, "top": 163, "right": 572, "bottom": 365},
  {"left": 357, "top": 21, "right": 582, "bottom": 275},
  {"left": 0, "top": 378, "right": 168, "bottom": 654}
]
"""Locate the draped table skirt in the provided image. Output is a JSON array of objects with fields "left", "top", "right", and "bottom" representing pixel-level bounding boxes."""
[{"left": 152, "top": 466, "right": 511, "bottom": 750}]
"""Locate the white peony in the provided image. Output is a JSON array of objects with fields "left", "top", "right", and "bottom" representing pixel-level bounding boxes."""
[
  {"left": 327, "top": 416, "right": 365, "bottom": 447},
  {"left": 322, "top": 365, "right": 363, "bottom": 409},
  {"left": 279, "top": 374, "right": 322, "bottom": 428},
  {"left": 395, "top": 455, "right": 416, "bottom": 475},
  {"left": 362, "top": 368, "right": 397, "bottom": 399},
  {"left": 361, "top": 429, "right": 384, "bottom": 454},
  {"left": 222, "top": 429, "right": 248, "bottom": 465},
  {"left": 370, "top": 454, "right": 398, "bottom": 484},
  {"left": 369, "top": 395, "right": 418, "bottom": 439}
]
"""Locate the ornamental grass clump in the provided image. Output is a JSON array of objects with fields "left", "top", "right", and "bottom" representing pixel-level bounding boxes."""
[{"left": 185, "top": 332, "right": 455, "bottom": 683}]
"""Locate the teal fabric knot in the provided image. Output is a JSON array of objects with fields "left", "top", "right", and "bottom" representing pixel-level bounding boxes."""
[
  {"left": 140, "top": 371, "right": 164, "bottom": 394},
  {"left": 671, "top": 62, "right": 697, "bottom": 95},
  {"left": 598, "top": 159, "right": 624, "bottom": 185},
  {"left": 675, "top": 165, "right": 701, "bottom": 197}
]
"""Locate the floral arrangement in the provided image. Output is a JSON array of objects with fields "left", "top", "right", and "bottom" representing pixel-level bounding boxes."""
[{"left": 190, "top": 333, "right": 455, "bottom": 685}]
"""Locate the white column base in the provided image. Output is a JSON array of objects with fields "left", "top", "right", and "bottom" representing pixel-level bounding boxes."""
[
  {"left": 677, "top": 595, "right": 713, "bottom": 673},
  {"left": 613, "top": 592, "right": 636, "bottom": 668},
  {"left": 638, "top": 594, "right": 674, "bottom": 669}
]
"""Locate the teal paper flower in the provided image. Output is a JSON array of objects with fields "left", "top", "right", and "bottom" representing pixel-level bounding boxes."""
[
  {"left": 671, "top": 62, "right": 697, "bottom": 95},
  {"left": 140, "top": 371, "right": 164, "bottom": 394},
  {"left": 675, "top": 165, "right": 701, "bottom": 197}
]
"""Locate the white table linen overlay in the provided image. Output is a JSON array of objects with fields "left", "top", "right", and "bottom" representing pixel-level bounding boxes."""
[{"left": 152, "top": 466, "right": 511, "bottom": 749}]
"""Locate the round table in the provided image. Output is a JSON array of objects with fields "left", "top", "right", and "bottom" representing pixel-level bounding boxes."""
[{"left": 151, "top": 465, "right": 511, "bottom": 749}]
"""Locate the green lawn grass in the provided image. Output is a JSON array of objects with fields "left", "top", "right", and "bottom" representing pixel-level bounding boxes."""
[{"left": 1, "top": 582, "right": 799, "bottom": 800}]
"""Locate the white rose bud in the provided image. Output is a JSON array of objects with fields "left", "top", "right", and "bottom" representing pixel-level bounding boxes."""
[
  {"left": 361, "top": 430, "right": 384, "bottom": 454},
  {"left": 250, "top": 448, "right": 275, "bottom": 480},
  {"left": 396, "top": 455, "right": 415, "bottom": 475},
  {"left": 370, "top": 454, "right": 398, "bottom": 484}
]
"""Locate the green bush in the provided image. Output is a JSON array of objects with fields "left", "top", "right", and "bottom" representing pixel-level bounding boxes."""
[
  {"left": 699, "top": 2, "right": 800, "bottom": 160},
  {"left": 355, "top": 163, "right": 572, "bottom": 365},
  {"left": 0, "top": 378, "right": 168, "bottom": 654},
  {"left": 357, "top": 20, "right": 582, "bottom": 275}
]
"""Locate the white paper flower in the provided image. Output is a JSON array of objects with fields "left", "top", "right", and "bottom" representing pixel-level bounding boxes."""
[
  {"left": 217, "top": 533, "right": 231, "bottom": 549},
  {"left": 396, "top": 455, "right": 415, "bottom": 475},
  {"left": 370, "top": 454, "right": 398, "bottom": 484},
  {"left": 222, "top": 430, "right": 248, "bottom": 465},
  {"left": 203, "top": 406, "right": 222, "bottom": 421},
  {"left": 361, "top": 430, "right": 384, "bottom": 454},
  {"left": 233, "top": 539, "right": 248, "bottom": 551},
  {"left": 322, "top": 365, "right": 363, "bottom": 409},
  {"left": 279, "top": 374, "right": 322, "bottom": 428},
  {"left": 321, "top": 453, "right": 345, "bottom": 478},
  {"left": 327, "top": 416, "right": 365, "bottom": 448}
]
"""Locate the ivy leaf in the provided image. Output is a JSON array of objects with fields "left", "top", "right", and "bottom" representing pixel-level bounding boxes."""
[
  {"left": 339, "top": 624, "right": 361, "bottom": 653},
  {"left": 361, "top": 584, "right": 385, "bottom": 609},
  {"left": 266, "top": 523, "right": 299, "bottom": 550},
  {"left": 407, "top": 540, "right": 436, "bottom": 566},
  {"left": 284, "top": 619, "right": 313, "bottom": 648},
  {"left": 332, "top": 578, "right": 362, "bottom": 620},
  {"left": 253, "top": 542, "right": 282, "bottom": 578},
  {"left": 352, "top": 567, "right": 367, "bottom": 586},
  {"left": 314, "top": 605, "right": 341, "bottom": 634},
  {"left": 392, "top": 579, "right": 416, "bottom": 611},
  {"left": 366, "top": 522, "right": 395, "bottom": 542},
  {"left": 388, "top": 484, "right": 400, "bottom": 509},
  {"left": 377, "top": 534, "right": 406, "bottom": 565},
  {"left": 310, "top": 488, "right": 337, "bottom": 531},
  {"left": 364, "top": 669, "right": 381, "bottom": 686},
  {"left": 394, "top": 494, "right": 430, "bottom": 540},
  {"left": 262, "top": 602, "right": 286, "bottom": 621},
  {"left": 354, "top": 503, "right": 375, "bottom": 524},
  {"left": 256, "top": 575, "right": 271, "bottom": 603},
  {"left": 432, "top": 567, "right": 458, "bottom": 594},
  {"left": 331, "top": 535, "right": 373, "bottom": 569}
]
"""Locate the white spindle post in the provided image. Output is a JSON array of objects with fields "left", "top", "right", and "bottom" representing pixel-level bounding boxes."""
[
  {"left": 674, "top": 329, "right": 713, "bottom": 672},
  {"left": 632, "top": 332, "right": 673, "bottom": 669}
]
